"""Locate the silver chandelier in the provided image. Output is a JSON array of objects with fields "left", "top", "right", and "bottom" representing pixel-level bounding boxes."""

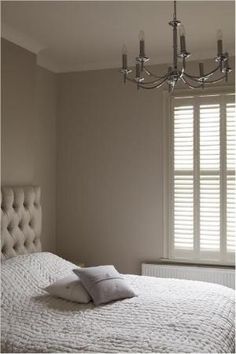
[{"left": 120, "top": 0, "right": 232, "bottom": 92}]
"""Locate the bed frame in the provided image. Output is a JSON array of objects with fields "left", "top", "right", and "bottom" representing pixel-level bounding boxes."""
[{"left": 1, "top": 186, "right": 42, "bottom": 260}]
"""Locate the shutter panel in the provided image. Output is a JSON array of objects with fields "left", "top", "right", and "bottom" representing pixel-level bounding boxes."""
[
  {"left": 199, "top": 104, "right": 220, "bottom": 251},
  {"left": 174, "top": 175, "right": 194, "bottom": 250},
  {"left": 226, "top": 102, "right": 235, "bottom": 253},
  {"left": 200, "top": 174, "right": 220, "bottom": 251},
  {"left": 226, "top": 103, "right": 235, "bottom": 170},
  {"left": 199, "top": 105, "right": 220, "bottom": 170},
  {"left": 227, "top": 175, "right": 235, "bottom": 252},
  {"left": 174, "top": 105, "right": 193, "bottom": 170},
  {"left": 173, "top": 104, "right": 194, "bottom": 251}
]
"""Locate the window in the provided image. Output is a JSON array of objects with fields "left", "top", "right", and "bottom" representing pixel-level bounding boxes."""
[{"left": 165, "top": 90, "right": 235, "bottom": 265}]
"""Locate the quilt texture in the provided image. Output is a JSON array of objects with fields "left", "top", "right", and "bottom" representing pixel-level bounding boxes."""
[{"left": 1, "top": 252, "right": 235, "bottom": 353}]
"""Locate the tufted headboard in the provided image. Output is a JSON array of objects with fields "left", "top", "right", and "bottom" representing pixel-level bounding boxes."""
[{"left": 1, "top": 186, "right": 42, "bottom": 260}]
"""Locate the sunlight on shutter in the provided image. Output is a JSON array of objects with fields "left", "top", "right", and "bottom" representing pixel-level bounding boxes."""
[
  {"left": 174, "top": 175, "right": 194, "bottom": 249},
  {"left": 227, "top": 102, "right": 235, "bottom": 253},
  {"left": 200, "top": 175, "right": 220, "bottom": 250},
  {"left": 200, "top": 105, "right": 220, "bottom": 251},
  {"left": 174, "top": 106, "right": 193, "bottom": 170},
  {"left": 174, "top": 105, "right": 194, "bottom": 250},
  {"left": 170, "top": 92, "right": 235, "bottom": 264}
]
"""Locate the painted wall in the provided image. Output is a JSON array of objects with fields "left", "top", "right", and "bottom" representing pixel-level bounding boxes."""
[
  {"left": 1, "top": 39, "right": 57, "bottom": 252},
  {"left": 1, "top": 38, "right": 234, "bottom": 273},
  {"left": 56, "top": 59, "right": 235, "bottom": 274}
]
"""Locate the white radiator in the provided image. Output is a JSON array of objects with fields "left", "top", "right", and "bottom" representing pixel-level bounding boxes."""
[{"left": 142, "top": 263, "right": 235, "bottom": 289}]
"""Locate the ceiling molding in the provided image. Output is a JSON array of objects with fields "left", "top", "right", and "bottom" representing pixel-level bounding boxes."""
[
  {"left": 2, "top": 27, "right": 235, "bottom": 74},
  {"left": 2, "top": 23, "right": 60, "bottom": 72},
  {"left": 36, "top": 50, "right": 60, "bottom": 73},
  {"left": 41, "top": 50, "right": 235, "bottom": 74},
  {"left": 2, "top": 22, "right": 45, "bottom": 54},
  {"left": 1, "top": 0, "right": 235, "bottom": 74}
]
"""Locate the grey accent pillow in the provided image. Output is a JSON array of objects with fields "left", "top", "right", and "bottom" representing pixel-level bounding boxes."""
[
  {"left": 44, "top": 273, "right": 91, "bottom": 304},
  {"left": 73, "top": 265, "right": 136, "bottom": 306}
]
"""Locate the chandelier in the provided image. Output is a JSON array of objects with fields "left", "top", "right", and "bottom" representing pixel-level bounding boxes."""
[{"left": 120, "top": 0, "right": 232, "bottom": 92}]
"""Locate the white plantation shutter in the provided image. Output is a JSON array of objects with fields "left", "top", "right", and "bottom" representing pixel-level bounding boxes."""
[
  {"left": 173, "top": 104, "right": 194, "bottom": 252},
  {"left": 200, "top": 104, "right": 220, "bottom": 252},
  {"left": 227, "top": 103, "right": 236, "bottom": 254},
  {"left": 168, "top": 91, "right": 235, "bottom": 264}
]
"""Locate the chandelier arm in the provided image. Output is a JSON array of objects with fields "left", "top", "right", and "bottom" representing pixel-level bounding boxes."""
[
  {"left": 139, "top": 77, "right": 168, "bottom": 90},
  {"left": 182, "top": 71, "right": 226, "bottom": 85},
  {"left": 143, "top": 67, "right": 151, "bottom": 76},
  {"left": 184, "top": 64, "right": 221, "bottom": 80},
  {"left": 182, "top": 73, "right": 203, "bottom": 84},
  {"left": 181, "top": 76, "right": 203, "bottom": 89},
  {"left": 204, "top": 75, "right": 226, "bottom": 84},
  {"left": 140, "top": 74, "right": 169, "bottom": 85},
  {"left": 143, "top": 67, "right": 169, "bottom": 80},
  {"left": 126, "top": 77, "right": 140, "bottom": 84},
  {"left": 126, "top": 74, "right": 169, "bottom": 86}
]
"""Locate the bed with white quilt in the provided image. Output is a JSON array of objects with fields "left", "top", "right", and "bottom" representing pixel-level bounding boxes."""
[{"left": 1, "top": 186, "right": 235, "bottom": 353}]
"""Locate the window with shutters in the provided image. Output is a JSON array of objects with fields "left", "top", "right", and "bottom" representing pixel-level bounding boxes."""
[{"left": 165, "top": 89, "right": 235, "bottom": 265}]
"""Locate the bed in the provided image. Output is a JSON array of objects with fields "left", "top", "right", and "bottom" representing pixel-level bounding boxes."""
[{"left": 1, "top": 186, "right": 235, "bottom": 353}]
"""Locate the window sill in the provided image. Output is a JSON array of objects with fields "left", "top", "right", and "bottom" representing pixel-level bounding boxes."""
[{"left": 160, "top": 258, "right": 235, "bottom": 269}]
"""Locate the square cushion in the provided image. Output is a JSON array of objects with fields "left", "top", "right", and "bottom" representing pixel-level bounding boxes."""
[
  {"left": 44, "top": 273, "right": 91, "bottom": 304},
  {"left": 73, "top": 265, "right": 136, "bottom": 306}
]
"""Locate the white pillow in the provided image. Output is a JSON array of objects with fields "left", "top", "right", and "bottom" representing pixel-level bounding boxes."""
[
  {"left": 44, "top": 273, "right": 91, "bottom": 304},
  {"left": 73, "top": 265, "right": 136, "bottom": 306}
]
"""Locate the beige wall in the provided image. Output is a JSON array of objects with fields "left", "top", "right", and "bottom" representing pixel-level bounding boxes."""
[
  {"left": 2, "top": 38, "right": 234, "bottom": 273},
  {"left": 1, "top": 39, "right": 57, "bottom": 252},
  {"left": 56, "top": 69, "right": 164, "bottom": 273},
  {"left": 57, "top": 59, "right": 235, "bottom": 274}
]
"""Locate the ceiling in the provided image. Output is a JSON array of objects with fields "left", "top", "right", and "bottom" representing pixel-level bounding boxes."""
[{"left": 2, "top": 1, "right": 235, "bottom": 73}]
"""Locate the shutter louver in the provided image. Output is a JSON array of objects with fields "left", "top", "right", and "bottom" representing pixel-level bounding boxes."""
[{"left": 170, "top": 92, "right": 235, "bottom": 264}]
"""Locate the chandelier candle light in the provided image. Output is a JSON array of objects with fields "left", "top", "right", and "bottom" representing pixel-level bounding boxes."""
[{"left": 120, "top": 0, "right": 232, "bottom": 92}]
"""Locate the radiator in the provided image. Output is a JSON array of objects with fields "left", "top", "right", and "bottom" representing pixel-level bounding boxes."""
[{"left": 142, "top": 263, "right": 235, "bottom": 289}]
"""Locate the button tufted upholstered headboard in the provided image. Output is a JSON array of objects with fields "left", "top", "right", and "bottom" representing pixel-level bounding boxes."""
[{"left": 1, "top": 186, "right": 42, "bottom": 260}]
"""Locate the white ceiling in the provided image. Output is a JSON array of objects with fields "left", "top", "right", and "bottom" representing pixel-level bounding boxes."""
[{"left": 2, "top": 1, "right": 235, "bottom": 73}]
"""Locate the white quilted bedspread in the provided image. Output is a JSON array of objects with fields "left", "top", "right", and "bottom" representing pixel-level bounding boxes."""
[{"left": 1, "top": 252, "right": 235, "bottom": 353}]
